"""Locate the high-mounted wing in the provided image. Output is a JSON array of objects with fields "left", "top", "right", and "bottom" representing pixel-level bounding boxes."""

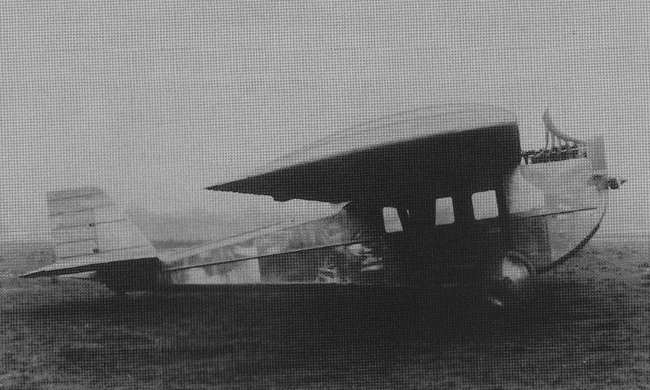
[{"left": 207, "top": 105, "right": 521, "bottom": 204}]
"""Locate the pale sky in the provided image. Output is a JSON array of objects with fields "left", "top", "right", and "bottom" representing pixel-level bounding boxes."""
[{"left": 1, "top": 1, "right": 649, "bottom": 241}]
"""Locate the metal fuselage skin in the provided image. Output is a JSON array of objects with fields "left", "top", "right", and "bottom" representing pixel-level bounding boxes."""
[{"left": 152, "top": 138, "right": 608, "bottom": 290}]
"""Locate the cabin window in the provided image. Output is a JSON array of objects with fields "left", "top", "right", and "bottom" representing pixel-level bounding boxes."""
[
  {"left": 472, "top": 190, "right": 499, "bottom": 220},
  {"left": 435, "top": 197, "right": 455, "bottom": 225},
  {"left": 382, "top": 207, "right": 403, "bottom": 233}
]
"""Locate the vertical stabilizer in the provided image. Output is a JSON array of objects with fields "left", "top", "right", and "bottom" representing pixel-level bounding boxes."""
[
  {"left": 22, "top": 187, "right": 158, "bottom": 278},
  {"left": 48, "top": 187, "right": 155, "bottom": 259}
]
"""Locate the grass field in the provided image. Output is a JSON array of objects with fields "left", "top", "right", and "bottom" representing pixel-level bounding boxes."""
[{"left": 1, "top": 234, "right": 648, "bottom": 389}]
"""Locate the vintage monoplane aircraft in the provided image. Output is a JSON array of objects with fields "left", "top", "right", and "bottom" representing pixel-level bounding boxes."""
[{"left": 22, "top": 105, "right": 622, "bottom": 304}]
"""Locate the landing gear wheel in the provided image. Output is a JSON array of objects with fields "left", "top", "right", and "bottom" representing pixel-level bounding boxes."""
[{"left": 486, "top": 251, "right": 535, "bottom": 309}]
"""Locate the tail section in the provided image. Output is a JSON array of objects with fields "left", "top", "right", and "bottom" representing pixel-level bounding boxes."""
[
  {"left": 48, "top": 187, "right": 155, "bottom": 261},
  {"left": 22, "top": 187, "right": 160, "bottom": 286}
]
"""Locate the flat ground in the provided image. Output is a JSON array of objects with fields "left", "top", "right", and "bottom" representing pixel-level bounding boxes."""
[{"left": 0, "top": 234, "right": 648, "bottom": 389}]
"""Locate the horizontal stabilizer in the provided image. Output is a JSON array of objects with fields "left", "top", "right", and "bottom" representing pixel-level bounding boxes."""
[{"left": 21, "top": 247, "right": 158, "bottom": 278}]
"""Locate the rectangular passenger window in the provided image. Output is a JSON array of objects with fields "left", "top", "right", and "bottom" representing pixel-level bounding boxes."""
[
  {"left": 382, "top": 207, "right": 403, "bottom": 233},
  {"left": 472, "top": 190, "right": 499, "bottom": 220},
  {"left": 435, "top": 197, "right": 454, "bottom": 225}
]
